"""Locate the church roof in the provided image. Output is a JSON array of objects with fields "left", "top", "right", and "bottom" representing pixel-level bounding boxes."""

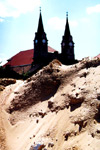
[{"left": 4, "top": 46, "right": 57, "bottom": 67}]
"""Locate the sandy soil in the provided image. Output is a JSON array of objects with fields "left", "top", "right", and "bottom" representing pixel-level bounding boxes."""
[{"left": 0, "top": 58, "right": 100, "bottom": 150}]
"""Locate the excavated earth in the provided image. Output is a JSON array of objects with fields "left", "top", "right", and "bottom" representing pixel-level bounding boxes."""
[{"left": 0, "top": 58, "right": 100, "bottom": 150}]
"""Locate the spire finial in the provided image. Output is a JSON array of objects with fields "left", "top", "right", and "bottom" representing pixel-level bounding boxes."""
[
  {"left": 40, "top": 7, "right": 41, "bottom": 13},
  {"left": 66, "top": 12, "right": 68, "bottom": 18}
]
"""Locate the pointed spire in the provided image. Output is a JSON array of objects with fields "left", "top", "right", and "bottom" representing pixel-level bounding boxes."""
[
  {"left": 64, "top": 12, "right": 70, "bottom": 37},
  {"left": 37, "top": 7, "right": 44, "bottom": 34}
]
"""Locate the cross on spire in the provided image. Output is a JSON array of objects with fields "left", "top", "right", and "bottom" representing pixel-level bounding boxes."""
[
  {"left": 39, "top": 7, "right": 41, "bottom": 12},
  {"left": 66, "top": 12, "right": 68, "bottom": 18}
]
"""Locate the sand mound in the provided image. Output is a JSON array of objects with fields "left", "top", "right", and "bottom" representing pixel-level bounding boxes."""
[{"left": 0, "top": 58, "right": 100, "bottom": 150}]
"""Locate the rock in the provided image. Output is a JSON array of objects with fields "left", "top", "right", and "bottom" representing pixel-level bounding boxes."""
[
  {"left": 29, "top": 145, "right": 34, "bottom": 150},
  {"left": 0, "top": 78, "right": 16, "bottom": 86},
  {"left": 48, "top": 142, "right": 54, "bottom": 147},
  {"left": 68, "top": 92, "right": 84, "bottom": 105},
  {"left": 48, "top": 99, "right": 54, "bottom": 109},
  {"left": 0, "top": 85, "right": 5, "bottom": 91},
  {"left": 38, "top": 111, "right": 46, "bottom": 118},
  {"left": 49, "top": 59, "right": 62, "bottom": 68},
  {"left": 36, "top": 119, "right": 39, "bottom": 123},
  {"left": 63, "top": 130, "right": 77, "bottom": 141},
  {"left": 0, "top": 78, "right": 16, "bottom": 91}
]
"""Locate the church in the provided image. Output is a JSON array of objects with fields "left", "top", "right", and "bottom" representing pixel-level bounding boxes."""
[
  {"left": 4, "top": 10, "right": 77, "bottom": 74},
  {"left": 33, "top": 10, "right": 76, "bottom": 65}
]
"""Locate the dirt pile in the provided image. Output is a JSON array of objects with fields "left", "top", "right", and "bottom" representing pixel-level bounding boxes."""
[
  {"left": 6, "top": 60, "right": 62, "bottom": 113},
  {"left": 0, "top": 58, "right": 100, "bottom": 150},
  {"left": 0, "top": 78, "right": 16, "bottom": 91}
]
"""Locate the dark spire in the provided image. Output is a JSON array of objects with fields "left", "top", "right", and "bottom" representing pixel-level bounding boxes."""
[
  {"left": 37, "top": 8, "right": 44, "bottom": 34},
  {"left": 64, "top": 12, "right": 71, "bottom": 38}
]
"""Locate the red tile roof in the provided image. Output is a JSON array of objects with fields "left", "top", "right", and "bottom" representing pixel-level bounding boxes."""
[
  {"left": 95, "top": 54, "right": 100, "bottom": 59},
  {"left": 4, "top": 46, "right": 57, "bottom": 67}
]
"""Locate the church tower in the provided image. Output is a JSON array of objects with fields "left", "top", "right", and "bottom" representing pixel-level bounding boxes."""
[
  {"left": 61, "top": 13, "right": 75, "bottom": 64},
  {"left": 33, "top": 9, "right": 48, "bottom": 63}
]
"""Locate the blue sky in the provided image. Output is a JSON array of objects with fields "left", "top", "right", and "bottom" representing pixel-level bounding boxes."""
[{"left": 0, "top": 0, "right": 100, "bottom": 65}]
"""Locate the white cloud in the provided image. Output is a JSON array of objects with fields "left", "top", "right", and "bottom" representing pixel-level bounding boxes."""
[
  {"left": 0, "top": 0, "right": 41, "bottom": 18},
  {"left": 87, "top": 4, "right": 100, "bottom": 14},
  {"left": 0, "top": 18, "right": 4, "bottom": 22},
  {"left": 80, "top": 17, "right": 90, "bottom": 23},
  {"left": 47, "top": 17, "right": 78, "bottom": 30}
]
